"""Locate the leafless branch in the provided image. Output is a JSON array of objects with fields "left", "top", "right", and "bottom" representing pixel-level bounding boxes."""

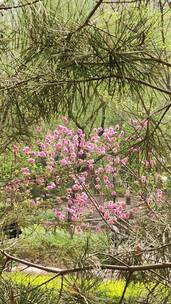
[{"left": 3, "top": 251, "right": 171, "bottom": 274}]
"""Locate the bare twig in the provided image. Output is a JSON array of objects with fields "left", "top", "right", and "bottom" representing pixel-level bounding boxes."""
[{"left": 119, "top": 271, "right": 133, "bottom": 304}]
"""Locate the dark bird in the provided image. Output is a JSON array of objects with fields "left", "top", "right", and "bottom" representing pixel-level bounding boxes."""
[{"left": 3, "top": 222, "right": 22, "bottom": 239}]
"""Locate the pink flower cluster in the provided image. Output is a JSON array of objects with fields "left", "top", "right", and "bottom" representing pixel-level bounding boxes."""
[{"left": 5, "top": 119, "right": 164, "bottom": 232}]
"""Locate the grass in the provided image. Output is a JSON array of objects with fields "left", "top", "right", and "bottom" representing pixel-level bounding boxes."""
[
  {"left": 6, "top": 272, "right": 152, "bottom": 300},
  {"left": 8, "top": 272, "right": 62, "bottom": 289},
  {"left": 2, "top": 227, "right": 171, "bottom": 302},
  {"left": 1, "top": 271, "right": 170, "bottom": 304}
]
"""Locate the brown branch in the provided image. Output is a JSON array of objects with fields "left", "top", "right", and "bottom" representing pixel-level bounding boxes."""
[
  {"left": 65, "top": 0, "right": 103, "bottom": 41},
  {"left": 76, "top": 0, "right": 103, "bottom": 32},
  {"left": 151, "top": 103, "right": 171, "bottom": 135},
  {"left": 3, "top": 251, "right": 171, "bottom": 274},
  {"left": 30, "top": 273, "right": 61, "bottom": 291},
  {"left": 144, "top": 54, "right": 171, "bottom": 70},
  {"left": 36, "top": 75, "right": 171, "bottom": 96}
]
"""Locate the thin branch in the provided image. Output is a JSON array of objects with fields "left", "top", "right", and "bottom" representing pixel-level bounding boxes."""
[
  {"left": 151, "top": 103, "right": 171, "bottom": 135},
  {"left": 0, "top": 0, "right": 40, "bottom": 11},
  {"left": 35, "top": 75, "right": 171, "bottom": 96},
  {"left": 119, "top": 271, "right": 133, "bottom": 304},
  {"left": 76, "top": 0, "right": 103, "bottom": 32},
  {"left": 2, "top": 73, "right": 170, "bottom": 97},
  {"left": 76, "top": 177, "right": 130, "bottom": 233},
  {"left": 57, "top": 275, "right": 64, "bottom": 304},
  {"left": 103, "top": 0, "right": 144, "bottom": 3},
  {"left": 30, "top": 273, "right": 61, "bottom": 291}
]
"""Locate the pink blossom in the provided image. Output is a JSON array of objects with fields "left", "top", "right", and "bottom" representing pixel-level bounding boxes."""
[
  {"left": 95, "top": 184, "right": 101, "bottom": 190},
  {"left": 118, "top": 201, "right": 126, "bottom": 208},
  {"left": 121, "top": 213, "right": 129, "bottom": 219},
  {"left": 62, "top": 116, "right": 69, "bottom": 124},
  {"left": 38, "top": 151, "right": 46, "bottom": 158},
  {"left": 97, "top": 146, "right": 106, "bottom": 154},
  {"left": 95, "top": 167, "right": 104, "bottom": 175},
  {"left": 47, "top": 182, "right": 56, "bottom": 190},
  {"left": 111, "top": 191, "right": 116, "bottom": 197},
  {"left": 60, "top": 158, "right": 69, "bottom": 166},
  {"left": 72, "top": 184, "right": 82, "bottom": 191},
  {"left": 21, "top": 167, "right": 30, "bottom": 176},
  {"left": 70, "top": 153, "right": 76, "bottom": 161},
  {"left": 13, "top": 144, "right": 19, "bottom": 153},
  {"left": 63, "top": 146, "right": 68, "bottom": 154},
  {"left": 96, "top": 224, "right": 102, "bottom": 232},
  {"left": 85, "top": 143, "right": 95, "bottom": 152},
  {"left": 156, "top": 189, "right": 163, "bottom": 201},
  {"left": 87, "top": 159, "right": 94, "bottom": 170},
  {"left": 96, "top": 177, "right": 100, "bottom": 182},
  {"left": 23, "top": 146, "right": 31, "bottom": 155},
  {"left": 66, "top": 207, "right": 76, "bottom": 214},
  {"left": 47, "top": 165, "right": 54, "bottom": 172},
  {"left": 91, "top": 134, "right": 99, "bottom": 143},
  {"left": 121, "top": 157, "right": 128, "bottom": 166},
  {"left": 108, "top": 201, "right": 115, "bottom": 209},
  {"left": 105, "top": 165, "right": 113, "bottom": 174},
  {"left": 114, "top": 157, "right": 120, "bottom": 165},
  {"left": 57, "top": 125, "right": 68, "bottom": 133},
  {"left": 55, "top": 142, "right": 62, "bottom": 149},
  {"left": 54, "top": 209, "right": 65, "bottom": 220},
  {"left": 28, "top": 158, "right": 35, "bottom": 165},
  {"left": 104, "top": 211, "right": 110, "bottom": 220},
  {"left": 97, "top": 127, "right": 103, "bottom": 134},
  {"left": 75, "top": 226, "right": 82, "bottom": 235},
  {"left": 108, "top": 218, "right": 116, "bottom": 225},
  {"left": 73, "top": 135, "right": 79, "bottom": 146},
  {"left": 8, "top": 121, "right": 154, "bottom": 231}
]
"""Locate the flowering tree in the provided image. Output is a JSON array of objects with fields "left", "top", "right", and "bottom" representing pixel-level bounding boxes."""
[
  {"left": 1, "top": 118, "right": 171, "bottom": 304},
  {"left": 1, "top": 117, "right": 165, "bottom": 238}
]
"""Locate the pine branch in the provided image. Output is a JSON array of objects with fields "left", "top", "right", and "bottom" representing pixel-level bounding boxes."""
[{"left": 1, "top": 73, "right": 171, "bottom": 96}]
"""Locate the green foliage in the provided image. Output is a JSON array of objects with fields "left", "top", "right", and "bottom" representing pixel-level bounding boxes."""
[{"left": 13, "top": 226, "right": 109, "bottom": 266}]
